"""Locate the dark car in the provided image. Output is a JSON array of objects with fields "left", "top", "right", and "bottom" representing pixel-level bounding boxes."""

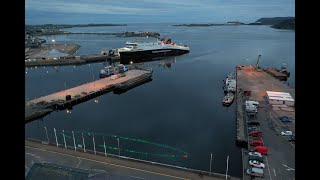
[
  {"left": 249, "top": 155, "right": 263, "bottom": 163},
  {"left": 288, "top": 135, "right": 295, "bottom": 142},
  {"left": 248, "top": 128, "right": 259, "bottom": 133},
  {"left": 279, "top": 116, "right": 291, "bottom": 122},
  {"left": 248, "top": 121, "right": 260, "bottom": 126}
]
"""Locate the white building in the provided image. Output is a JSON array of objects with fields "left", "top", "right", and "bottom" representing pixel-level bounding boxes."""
[{"left": 266, "top": 91, "right": 295, "bottom": 106}]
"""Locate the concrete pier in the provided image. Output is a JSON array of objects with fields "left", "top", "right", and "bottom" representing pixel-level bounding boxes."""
[{"left": 25, "top": 69, "right": 152, "bottom": 123}]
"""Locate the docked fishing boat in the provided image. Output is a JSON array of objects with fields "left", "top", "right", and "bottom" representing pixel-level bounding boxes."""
[
  {"left": 223, "top": 92, "right": 235, "bottom": 106},
  {"left": 223, "top": 72, "right": 236, "bottom": 92}
]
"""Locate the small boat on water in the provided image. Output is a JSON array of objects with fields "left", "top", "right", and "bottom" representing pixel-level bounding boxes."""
[{"left": 223, "top": 92, "right": 235, "bottom": 106}]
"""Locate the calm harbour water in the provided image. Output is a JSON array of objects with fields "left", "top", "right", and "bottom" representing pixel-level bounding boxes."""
[{"left": 25, "top": 23, "right": 295, "bottom": 177}]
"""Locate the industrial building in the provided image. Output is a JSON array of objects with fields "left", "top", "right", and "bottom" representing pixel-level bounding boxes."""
[{"left": 266, "top": 91, "right": 295, "bottom": 106}]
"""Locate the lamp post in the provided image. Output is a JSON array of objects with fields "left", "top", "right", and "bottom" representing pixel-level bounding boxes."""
[
  {"left": 52, "top": 39, "right": 55, "bottom": 46},
  {"left": 93, "top": 133, "right": 96, "bottom": 155},
  {"left": 210, "top": 153, "right": 213, "bottom": 175},
  {"left": 82, "top": 132, "right": 86, "bottom": 152},
  {"left": 226, "top": 156, "right": 229, "bottom": 180},
  {"left": 117, "top": 138, "right": 120, "bottom": 157},
  {"left": 44, "top": 126, "right": 49, "bottom": 143},
  {"left": 54, "top": 128, "right": 58, "bottom": 147},
  {"left": 62, "top": 130, "right": 67, "bottom": 149},
  {"left": 103, "top": 136, "right": 107, "bottom": 156},
  {"left": 72, "top": 131, "right": 76, "bottom": 151}
]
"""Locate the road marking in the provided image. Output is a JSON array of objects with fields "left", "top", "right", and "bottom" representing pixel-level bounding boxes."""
[
  {"left": 265, "top": 157, "right": 272, "bottom": 180},
  {"left": 76, "top": 158, "right": 81, "bottom": 168},
  {"left": 269, "top": 112, "right": 281, "bottom": 127},
  {"left": 129, "top": 175, "right": 144, "bottom": 180},
  {"left": 273, "top": 168, "right": 276, "bottom": 176},
  {"left": 25, "top": 146, "right": 189, "bottom": 180},
  {"left": 26, "top": 152, "right": 42, "bottom": 162},
  {"left": 282, "top": 164, "right": 295, "bottom": 171},
  {"left": 92, "top": 168, "right": 107, "bottom": 173}
]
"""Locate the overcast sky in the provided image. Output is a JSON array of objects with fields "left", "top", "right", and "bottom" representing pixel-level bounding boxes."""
[{"left": 26, "top": 0, "right": 295, "bottom": 24}]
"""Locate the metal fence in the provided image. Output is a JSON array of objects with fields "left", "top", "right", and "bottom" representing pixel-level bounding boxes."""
[{"left": 26, "top": 127, "right": 232, "bottom": 179}]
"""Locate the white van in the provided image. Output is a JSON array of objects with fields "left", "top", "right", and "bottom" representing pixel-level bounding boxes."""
[
  {"left": 246, "top": 105, "right": 257, "bottom": 113},
  {"left": 246, "top": 167, "right": 264, "bottom": 177},
  {"left": 245, "top": 101, "right": 259, "bottom": 107}
]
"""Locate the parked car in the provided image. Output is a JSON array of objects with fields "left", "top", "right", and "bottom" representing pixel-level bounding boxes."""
[
  {"left": 249, "top": 131, "right": 262, "bottom": 137},
  {"left": 250, "top": 146, "right": 268, "bottom": 155},
  {"left": 248, "top": 152, "right": 262, "bottom": 158},
  {"left": 250, "top": 140, "right": 264, "bottom": 147},
  {"left": 280, "top": 117, "right": 292, "bottom": 123},
  {"left": 249, "top": 155, "right": 263, "bottom": 162},
  {"left": 248, "top": 121, "right": 260, "bottom": 126},
  {"left": 248, "top": 126, "right": 259, "bottom": 131},
  {"left": 246, "top": 167, "right": 264, "bottom": 177},
  {"left": 249, "top": 160, "right": 265, "bottom": 168},
  {"left": 281, "top": 131, "right": 293, "bottom": 136},
  {"left": 288, "top": 135, "right": 295, "bottom": 142},
  {"left": 248, "top": 128, "right": 259, "bottom": 133}
]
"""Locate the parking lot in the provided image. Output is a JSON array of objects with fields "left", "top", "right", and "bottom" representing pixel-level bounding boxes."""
[
  {"left": 242, "top": 98, "right": 295, "bottom": 180},
  {"left": 237, "top": 66, "right": 295, "bottom": 180}
]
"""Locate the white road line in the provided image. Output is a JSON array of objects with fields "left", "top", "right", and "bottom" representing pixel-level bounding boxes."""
[
  {"left": 92, "top": 168, "right": 107, "bottom": 173},
  {"left": 129, "top": 175, "right": 144, "bottom": 180},
  {"left": 273, "top": 168, "right": 276, "bottom": 176},
  {"left": 26, "top": 152, "right": 42, "bottom": 162},
  {"left": 76, "top": 158, "right": 81, "bottom": 168},
  {"left": 25, "top": 146, "right": 189, "bottom": 180},
  {"left": 265, "top": 157, "right": 272, "bottom": 180},
  {"left": 269, "top": 112, "right": 281, "bottom": 127}
]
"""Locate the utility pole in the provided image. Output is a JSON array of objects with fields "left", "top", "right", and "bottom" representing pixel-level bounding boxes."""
[
  {"left": 210, "top": 153, "right": 213, "bottom": 175},
  {"left": 54, "top": 128, "right": 58, "bottom": 147}
]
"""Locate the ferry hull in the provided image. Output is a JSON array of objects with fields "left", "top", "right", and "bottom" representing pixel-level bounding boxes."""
[{"left": 119, "top": 49, "right": 189, "bottom": 64}]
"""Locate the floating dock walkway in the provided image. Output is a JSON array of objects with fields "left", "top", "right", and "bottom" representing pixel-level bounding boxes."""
[{"left": 25, "top": 69, "right": 152, "bottom": 123}]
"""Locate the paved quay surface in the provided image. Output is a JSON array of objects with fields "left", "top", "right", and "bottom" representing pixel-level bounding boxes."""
[
  {"left": 25, "top": 140, "right": 237, "bottom": 180},
  {"left": 237, "top": 66, "right": 295, "bottom": 180},
  {"left": 28, "top": 69, "right": 148, "bottom": 104}
]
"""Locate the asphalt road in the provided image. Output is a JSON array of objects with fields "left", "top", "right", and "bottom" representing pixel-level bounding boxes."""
[{"left": 25, "top": 140, "right": 232, "bottom": 180}]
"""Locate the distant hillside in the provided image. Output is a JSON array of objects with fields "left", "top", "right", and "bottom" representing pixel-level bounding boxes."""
[
  {"left": 255, "top": 17, "right": 294, "bottom": 25},
  {"left": 271, "top": 18, "right": 295, "bottom": 30}
]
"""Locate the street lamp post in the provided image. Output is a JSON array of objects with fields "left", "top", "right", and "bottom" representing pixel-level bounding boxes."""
[
  {"left": 103, "top": 136, "right": 107, "bottom": 156},
  {"left": 117, "top": 138, "right": 120, "bottom": 157},
  {"left": 62, "top": 130, "right": 67, "bottom": 149},
  {"left": 72, "top": 131, "right": 76, "bottom": 151},
  {"left": 54, "top": 128, "right": 58, "bottom": 147},
  {"left": 93, "top": 133, "right": 96, "bottom": 155},
  {"left": 210, "top": 153, "right": 213, "bottom": 175},
  {"left": 226, "top": 156, "right": 229, "bottom": 180},
  {"left": 82, "top": 132, "right": 86, "bottom": 152},
  {"left": 44, "top": 126, "right": 49, "bottom": 143}
]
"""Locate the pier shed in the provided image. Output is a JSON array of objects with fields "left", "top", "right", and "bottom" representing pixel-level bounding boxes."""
[{"left": 266, "top": 91, "right": 295, "bottom": 106}]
